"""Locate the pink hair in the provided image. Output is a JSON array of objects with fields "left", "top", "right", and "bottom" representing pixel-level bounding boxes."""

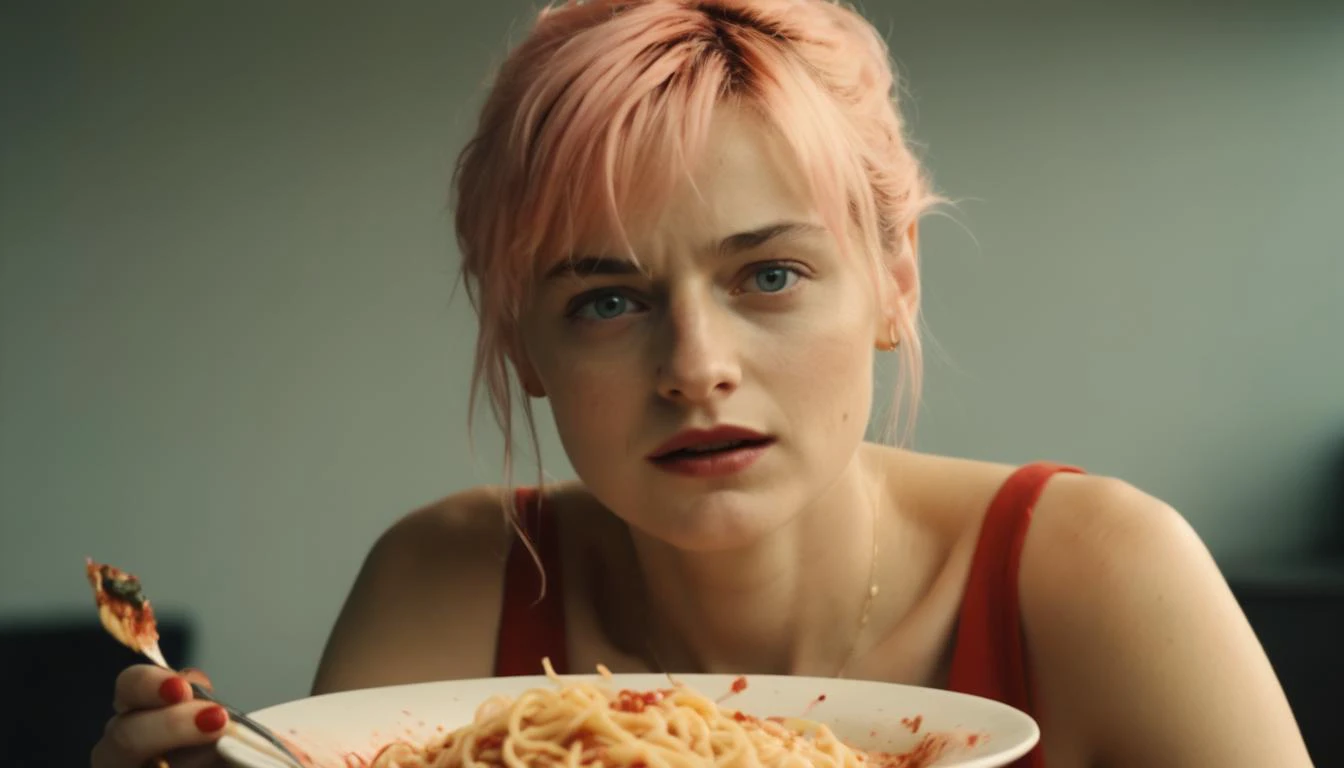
[{"left": 453, "top": 0, "right": 941, "bottom": 515}]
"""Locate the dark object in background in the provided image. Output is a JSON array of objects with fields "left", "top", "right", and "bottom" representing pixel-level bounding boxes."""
[
  {"left": 0, "top": 615, "right": 193, "bottom": 765},
  {"left": 1230, "top": 562, "right": 1344, "bottom": 768}
]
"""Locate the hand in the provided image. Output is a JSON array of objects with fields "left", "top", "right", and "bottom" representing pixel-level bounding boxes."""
[{"left": 91, "top": 664, "right": 229, "bottom": 768}]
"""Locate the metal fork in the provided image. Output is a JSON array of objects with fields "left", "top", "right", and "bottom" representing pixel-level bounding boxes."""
[
  {"left": 188, "top": 682, "right": 306, "bottom": 767},
  {"left": 88, "top": 559, "right": 307, "bottom": 768},
  {"left": 137, "top": 647, "right": 306, "bottom": 767},
  {"left": 85, "top": 560, "right": 308, "bottom": 767}
]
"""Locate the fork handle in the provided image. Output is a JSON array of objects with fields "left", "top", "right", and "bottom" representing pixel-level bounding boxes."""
[{"left": 189, "top": 684, "right": 306, "bottom": 767}]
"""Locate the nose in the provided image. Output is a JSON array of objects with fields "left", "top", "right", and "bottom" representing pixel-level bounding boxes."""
[{"left": 655, "top": 294, "right": 741, "bottom": 406}]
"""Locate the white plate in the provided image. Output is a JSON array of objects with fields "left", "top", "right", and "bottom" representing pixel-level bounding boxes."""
[{"left": 218, "top": 673, "right": 1039, "bottom": 768}]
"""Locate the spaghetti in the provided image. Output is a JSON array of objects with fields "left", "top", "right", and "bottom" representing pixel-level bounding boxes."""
[{"left": 364, "top": 661, "right": 948, "bottom": 768}]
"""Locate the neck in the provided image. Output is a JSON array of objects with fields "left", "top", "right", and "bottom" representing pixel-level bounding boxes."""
[{"left": 630, "top": 445, "right": 896, "bottom": 677}]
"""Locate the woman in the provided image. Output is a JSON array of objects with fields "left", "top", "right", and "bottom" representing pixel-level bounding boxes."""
[{"left": 92, "top": 1, "right": 1311, "bottom": 766}]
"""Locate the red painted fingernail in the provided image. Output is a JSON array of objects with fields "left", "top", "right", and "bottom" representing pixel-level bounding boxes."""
[
  {"left": 195, "top": 705, "right": 228, "bottom": 733},
  {"left": 158, "top": 676, "right": 189, "bottom": 704}
]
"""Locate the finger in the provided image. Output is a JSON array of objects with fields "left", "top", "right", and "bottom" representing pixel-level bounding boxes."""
[
  {"left": 96, "top": 701, "right": 230, "bottom": 767},
  {"left": 180, "top": 668, "right": 213, "bottom": 693},
  {"left": 90, "top": 737, "right": 141, "bottom": 768},
  {"left": 113, "top": 665, "right": 193, "bottom": 714}
]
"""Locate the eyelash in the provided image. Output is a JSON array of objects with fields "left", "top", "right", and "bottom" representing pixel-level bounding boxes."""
[
  {"left": 564, "top": 290, "right": 649, "bottom": 322},
  {"left": 734, "top": 261, "right": 806, "bottom": 296},
  {"left": 564, "top": 261, "right": 809, "bottom": 322}
]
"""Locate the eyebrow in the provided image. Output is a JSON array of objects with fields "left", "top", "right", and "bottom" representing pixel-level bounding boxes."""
[
  {"left": 543, "top": 221, "right": 827, "bottom": 281},
  {"left": 719, "top": 221, "right": 827, "bottom": 253}
]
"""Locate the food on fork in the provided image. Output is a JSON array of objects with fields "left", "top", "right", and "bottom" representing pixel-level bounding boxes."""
[
  {"left": 84, "top": 557, "right": 170, "bottom": 667},
  {"left": 85, "top": 558, "right": 317, "bottom": 767}
]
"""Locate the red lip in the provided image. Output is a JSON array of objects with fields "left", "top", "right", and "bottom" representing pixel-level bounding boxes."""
[{"left": 648, "top": 426, "right": 774, "bottom": 460}]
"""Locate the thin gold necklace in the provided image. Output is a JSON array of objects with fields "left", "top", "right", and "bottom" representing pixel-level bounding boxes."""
[{"left": 835, "top": 497, "right": 879, "bottom": 679}]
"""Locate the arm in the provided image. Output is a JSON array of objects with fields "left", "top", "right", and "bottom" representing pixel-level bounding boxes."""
[
  {"left": 1021, "top": 476, "right": 1311, "bottom": 768},
  {"left": 311, "top": 486, "right": 514, "bottom": 694}
]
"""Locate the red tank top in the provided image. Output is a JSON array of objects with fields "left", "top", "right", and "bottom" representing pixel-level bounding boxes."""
[{"left": 492, "top": 461, "right": 1082, "bottom": 768}]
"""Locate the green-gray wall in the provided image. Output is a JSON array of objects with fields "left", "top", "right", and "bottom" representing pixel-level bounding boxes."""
[{"left": 2, "top": 1, "right": 1340, "bottom": 710}]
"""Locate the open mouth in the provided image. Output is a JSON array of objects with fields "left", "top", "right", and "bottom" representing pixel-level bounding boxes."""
[
  {"left": 646, "top": 426, "right": 776, "bottom": 476},
  {"left": 651, "top": 438, "right": 774, "bottom": 462}
]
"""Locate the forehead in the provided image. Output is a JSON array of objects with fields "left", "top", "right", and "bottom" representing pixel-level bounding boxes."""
[
  {"left": 671, "top": 106, "right": 816, "bottom": 226},
  {"left": 576, "top": 104, "right": 821, "bottom": 259}
]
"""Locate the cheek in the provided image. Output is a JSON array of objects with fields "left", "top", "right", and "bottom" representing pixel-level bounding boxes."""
[
  {"left": 764, "top": 301, "right": 875, "bottom": 435},
  {"left": 540, "top": 356, "right": 642, "bottom": 457}
]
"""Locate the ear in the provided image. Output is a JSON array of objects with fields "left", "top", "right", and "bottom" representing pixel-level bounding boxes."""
[
  {"left": 893, "top": 218, "right": 920, "bottom": 317},
  {"left": 873, "top": 219, "right": 921, "bottom": 350}
]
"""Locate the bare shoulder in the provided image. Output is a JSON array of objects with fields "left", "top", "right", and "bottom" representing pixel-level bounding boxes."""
[
  {"left": 379, "top": 485, "right": 515, "bottom": 560},
  {"left": 1020, "top": 473, "right": 1310, "bottom": 766},
  {"left": 1019, "top": 472, "right": 1223, "bottom": 640},
  {"left": 311, "top": 486, "right": 515, "bottom": 695}
]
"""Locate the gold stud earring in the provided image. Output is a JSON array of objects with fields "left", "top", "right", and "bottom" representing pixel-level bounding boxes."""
[{"left": 878, "top": 324, "right": 899, "bottom": 351}]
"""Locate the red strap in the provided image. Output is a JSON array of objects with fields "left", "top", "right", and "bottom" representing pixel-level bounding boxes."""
[
  {"left": 947, "top": 462, "right": 1083, "bottom": 768},
  {"left": 492, "top": 488, "right": 570, "bottom": 676}
]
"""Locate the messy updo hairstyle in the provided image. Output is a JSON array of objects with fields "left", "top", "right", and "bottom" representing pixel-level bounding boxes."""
[{"left": 453, "top": 0, "right": 941, "bottom": 518}]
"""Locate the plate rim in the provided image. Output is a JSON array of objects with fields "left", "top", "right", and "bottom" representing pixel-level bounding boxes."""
[{"left": 220, "top": 673, "right": 1040, "bottom": 768}]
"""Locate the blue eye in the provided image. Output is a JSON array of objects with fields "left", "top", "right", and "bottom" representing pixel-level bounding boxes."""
[
  {"left": 750, "top": 266, "right": 799, "bottom": 293},
  {"left": 572, "top": 291, "right": 634, "bottom": 321}
]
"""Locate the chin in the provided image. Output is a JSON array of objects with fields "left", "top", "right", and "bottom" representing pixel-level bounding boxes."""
[{"left": 624, "top": 485, "right": 804, "bottom": 552}]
